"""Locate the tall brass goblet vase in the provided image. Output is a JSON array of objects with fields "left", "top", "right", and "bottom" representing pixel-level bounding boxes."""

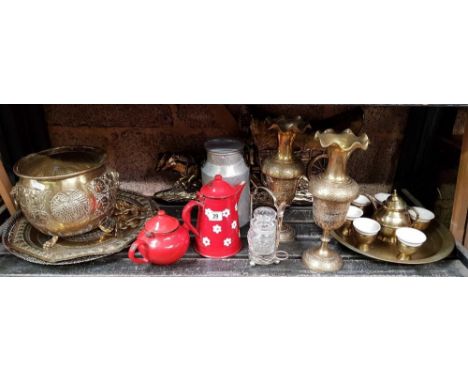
[
  {"left": 261, "top": 116, "right": 308, "bottom": 242},
  {"left": 303, "top": 129, "right": 369, "bottom": 272}
]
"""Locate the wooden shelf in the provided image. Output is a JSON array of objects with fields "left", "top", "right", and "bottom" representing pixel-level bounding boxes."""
[{"left": 1, "top": 206, "right": 467, "bottom": 277}]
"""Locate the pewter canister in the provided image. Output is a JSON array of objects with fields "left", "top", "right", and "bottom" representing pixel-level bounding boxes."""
[{"left": 202, "top": 138, "right": 250, "bottom": 227}]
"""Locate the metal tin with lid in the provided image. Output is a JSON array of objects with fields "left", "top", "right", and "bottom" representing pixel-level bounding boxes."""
[{"left": 201, "top": 138, "right": 250, "bottom": 227}]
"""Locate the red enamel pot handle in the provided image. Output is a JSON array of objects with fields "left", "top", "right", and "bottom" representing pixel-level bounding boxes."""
[
  {"left": 128, "top": 241, "right": 149, "bottom": 264},
  {"left": 182, "top": 200, "right": 202, "bottom": 238}
]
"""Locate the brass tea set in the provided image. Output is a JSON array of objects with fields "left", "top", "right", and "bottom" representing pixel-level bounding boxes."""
[{"left": 334, "top": 190, "right": 440, "bottom": 262}]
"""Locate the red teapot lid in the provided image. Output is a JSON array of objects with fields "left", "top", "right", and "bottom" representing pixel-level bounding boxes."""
[
  {"left": 144, "top": 210, "right": 180, "bottom": 234},
  {"left": 200, "top": 174, "right": 238, "bottom": 199}
]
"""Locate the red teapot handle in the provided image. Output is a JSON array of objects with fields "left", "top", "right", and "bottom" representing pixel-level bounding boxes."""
[
  {"left": 182, "top": 200, "right": 202, "bottom": 238},
  {"left": 128, "top": 240, "right": 149, "bottom": 264}
]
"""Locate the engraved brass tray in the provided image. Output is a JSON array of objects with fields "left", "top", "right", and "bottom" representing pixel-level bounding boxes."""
[
  {"left": 331, "top": 220, "right": 455, "bottom": 265},
  {"left": 2, "top": 190, "right": 155, "bottom": 265}
]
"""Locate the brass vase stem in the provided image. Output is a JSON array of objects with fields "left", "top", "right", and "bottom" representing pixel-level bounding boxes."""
[
  {"left": 324, "top": 148, "right": 349, "bottom": 182},
  {"left": 277, "top": 131, "right": 294, "bottom": 161},
  {"left": 318, "top": 229, "right": 331, "bottom": 254}
]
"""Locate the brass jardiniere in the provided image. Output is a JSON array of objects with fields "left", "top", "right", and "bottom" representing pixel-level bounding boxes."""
[
  {"left": 12, "top": 146, "right": 119, "bottom": 247},
  {"left": 303, "top": 129, "right": 369, "bottom": 272}
]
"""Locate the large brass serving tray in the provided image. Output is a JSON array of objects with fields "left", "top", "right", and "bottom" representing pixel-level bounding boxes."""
[
  {"left": 331, "top": 220, "right": 455, "bottom": 265},
  {"left": 2, "top": 190, "right": 155, "bottom": 265}
]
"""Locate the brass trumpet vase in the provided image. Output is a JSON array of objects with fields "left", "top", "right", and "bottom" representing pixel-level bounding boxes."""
[
  {"left": 261, "top": 116, "right": 309, "bottom": 242},
  {"left": 303, "top": 129, "right": 369, "bottom": 272}
]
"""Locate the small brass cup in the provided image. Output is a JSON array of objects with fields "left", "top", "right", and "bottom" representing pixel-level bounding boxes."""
[
  {"left": 353, "top": 230, "right": 378, "bottom": 251},
  {"left": 341, "top": 205, "right": 363, "bottom": 237},
  {"left": 396, "top": 241, "right": 419, "bottom": 261},
  {"left": 352, "top": 194, "right": 372, "bottom": 216},
  {"left": 396, "top": 227, "right": 427, "bottom": 261},
  {"left": 412, "top": 220, "right": 431, "bottom": 231},
  {"left": 341, "top": 220, "right": 353, "bottom": 237},
  {"left": 352, "top": 218, "right": 381, "bottom": 251},
  {"left": 409, "top": 207, "right": 435, "bottom": 232}
]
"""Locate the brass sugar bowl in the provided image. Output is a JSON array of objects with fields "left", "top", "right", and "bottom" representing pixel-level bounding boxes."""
[{"left": 370, "top": 190, "right": 417, "bottom": 244}]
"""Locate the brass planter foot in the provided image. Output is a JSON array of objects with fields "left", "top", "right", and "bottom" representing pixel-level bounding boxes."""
[
  {"left": 279, "top": 223, "right": 295, "bottom": 242},
  {"left": 43, "top": 235, "right": 59, "bottom": 250}
]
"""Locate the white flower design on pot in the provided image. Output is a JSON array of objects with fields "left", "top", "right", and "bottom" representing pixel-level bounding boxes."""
[
  {"left": 213, "top": 224, "right": 222, "bottom": 234},
  {"left": 202, "top": 237, "right": 211, "bottom": 247},
  {"left": 222, "top": 209, "right": 230, "bottom": 218},
  {"left": 231, "top": 221, "right": 237, "bottom": 230},
  {"left": 223, "top": 238, "right": 232, "bottom": 247}
]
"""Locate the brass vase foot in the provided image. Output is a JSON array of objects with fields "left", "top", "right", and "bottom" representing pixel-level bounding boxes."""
[
  {"left": 302, "top": 231, "right": 343, "bottom": 273},
  {"left": 279, "top": 223, "right": 295, "bottom": 242},
  {"left": 302, "top": 246, "right": 343, "bottom": 273}
]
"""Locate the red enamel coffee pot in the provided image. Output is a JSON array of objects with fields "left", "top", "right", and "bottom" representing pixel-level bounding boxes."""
[
  {"left": 182, "top": 174, "right": 245, "bottom": 258},
  {"left": 128, "top": 210, "right": 190, "bottom": 265}
]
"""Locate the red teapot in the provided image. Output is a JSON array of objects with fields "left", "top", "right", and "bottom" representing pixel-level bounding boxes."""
[
  {"left": 182, "top": 174, "right": 245, "bottom": 258},
  {"left": 128, "top": 210, "right": 190, "bottom": 265}
]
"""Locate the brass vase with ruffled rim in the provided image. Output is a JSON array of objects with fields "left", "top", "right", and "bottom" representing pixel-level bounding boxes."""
[
  {"left": 261, "top": 116, "right": 309, "bottom": 242},
  {"left": 303, "top": 129, "right": 369, "bottom": 272}
]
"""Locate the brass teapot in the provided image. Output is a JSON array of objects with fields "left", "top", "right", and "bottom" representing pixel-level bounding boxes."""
[{"left": 367, "top": 190, "right": 418, "bottom": 244}]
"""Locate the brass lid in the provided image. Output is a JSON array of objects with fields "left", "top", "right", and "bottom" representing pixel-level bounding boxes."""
[
  {"left": 204, "top": 138, "right": 244, "bottom": 154},
  {"left": 383, "top": 189, "right": 408, "bottom": 212}
]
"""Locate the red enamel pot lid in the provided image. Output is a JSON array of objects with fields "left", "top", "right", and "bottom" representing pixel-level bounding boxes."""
[{"left": 144, "top": 210, "right": 179, "bottom": 233}]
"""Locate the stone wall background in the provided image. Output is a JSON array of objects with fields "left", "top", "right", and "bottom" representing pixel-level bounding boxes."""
[{"left": 45, "top": 105, "right": 410, "bottom": 196}]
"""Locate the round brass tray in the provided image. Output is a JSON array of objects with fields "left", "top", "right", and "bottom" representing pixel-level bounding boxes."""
[
  {"left": 331, "top": 220, "right": 455, "bottom": 265},
  {"left": 2, "top": 190, "right": 155, "bottom": 265}
]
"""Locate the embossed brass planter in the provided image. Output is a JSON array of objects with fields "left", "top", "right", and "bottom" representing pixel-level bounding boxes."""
[
  {"left": 303, "top": 129, "right": 369, "bottom": 272},
  {"left": 261, "top": 116, "right": 309, "bottom": 242},
  {"left": 12, "top": 146, "right": 119, "bottom": 241}
]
